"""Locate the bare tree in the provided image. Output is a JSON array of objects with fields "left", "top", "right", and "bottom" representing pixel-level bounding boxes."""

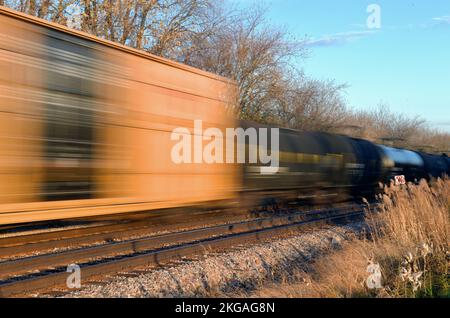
[
  {"left": 38, "top": 0, "right": 51, "bottom": 18},
  {"left": 81, "top": 0, "right": 93, "bottom": 33},
  {"left": 28, "top": 0, "right": 36, "bottom": 15},
  {"left": 188, "top": 6, "right": 306, "bottom": 119},
  {"left": 51, "top": 0, "right": 71, "bottom": 25},
  {"left": 268, "top": 73, "right": 350, "bottom": 132},
  {"left": 135, "top": 1, "right": 154, "bottom": 49}
]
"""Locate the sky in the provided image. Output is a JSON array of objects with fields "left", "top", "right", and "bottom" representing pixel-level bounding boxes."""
[{"left": 226, "top": 0, "right": 450, "bottom": 132}]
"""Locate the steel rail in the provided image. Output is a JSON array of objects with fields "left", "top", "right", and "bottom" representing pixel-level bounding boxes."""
[
  {"left": 0, "top": 204, "right": 357, "bottom": 258},
  {"left": 0, "top": 209, "right": 247, "bottom": 258},
  {"left": 0, "top": 209, "right": 227, "bottom": 246}
]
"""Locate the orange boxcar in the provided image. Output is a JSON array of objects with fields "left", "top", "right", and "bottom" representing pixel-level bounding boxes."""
[{"left": 0, "top": 7, "right": 239, "bottom": 225}]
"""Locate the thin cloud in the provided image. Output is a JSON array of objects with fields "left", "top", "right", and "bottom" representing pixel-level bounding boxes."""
[
  {"left": 420, "top": 15, "right": 450, "bottom": 28},
  {"left": 301, "top": 30, "right": 378, "bottom": 47},
  {"left": 432, "top": 15, "right": 450, "bottom": 24}
]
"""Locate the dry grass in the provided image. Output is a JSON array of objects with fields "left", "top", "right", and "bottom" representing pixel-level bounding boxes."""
[{"left": 247, "top": 179, "right": 449, "bottom": 298}]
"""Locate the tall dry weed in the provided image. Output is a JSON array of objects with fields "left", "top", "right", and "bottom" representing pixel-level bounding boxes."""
[
  {"left": 371, "top": 179, "right": 448, "bottom": 254},
  {"left": 249, "top": 179, "right": 449, "bottom": 298}
]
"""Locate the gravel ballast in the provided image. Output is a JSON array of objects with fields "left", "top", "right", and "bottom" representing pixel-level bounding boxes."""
[{"left": 60, "top": 222, "right": 366, "bottom": 298}]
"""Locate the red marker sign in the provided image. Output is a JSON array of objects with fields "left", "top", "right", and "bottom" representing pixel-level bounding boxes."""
[{"left": 394, "top": 175, "right": 406, "bottom": 186}]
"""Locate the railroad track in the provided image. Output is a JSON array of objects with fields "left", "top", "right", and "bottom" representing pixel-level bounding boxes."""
[
  {"left": 0, "top": 204, "right": 368, "bottom": 297},
  {"left": 0, "top": 209, "right": 249, "bottom": 260}
]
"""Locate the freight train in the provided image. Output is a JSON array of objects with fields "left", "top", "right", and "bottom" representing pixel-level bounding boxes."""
[
  {"left": 0, "top": 7, "right": 448, "bottom": 225},
  {"left": 240, "top": 121, "right": 449, "bottom": 205}
]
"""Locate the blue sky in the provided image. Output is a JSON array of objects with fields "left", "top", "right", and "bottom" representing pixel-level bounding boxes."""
[{"left": 227, "top": 0, "right": 450, "bottom": 132}]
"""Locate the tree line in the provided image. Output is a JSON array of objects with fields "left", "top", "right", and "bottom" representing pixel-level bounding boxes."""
[{"left": 1, "top": 0, "right": 449, "bottom": 153}]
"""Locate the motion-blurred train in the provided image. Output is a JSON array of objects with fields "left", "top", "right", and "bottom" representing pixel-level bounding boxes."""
[{"left": 0, "top": 7, "right": 449, "bottom": 225}]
